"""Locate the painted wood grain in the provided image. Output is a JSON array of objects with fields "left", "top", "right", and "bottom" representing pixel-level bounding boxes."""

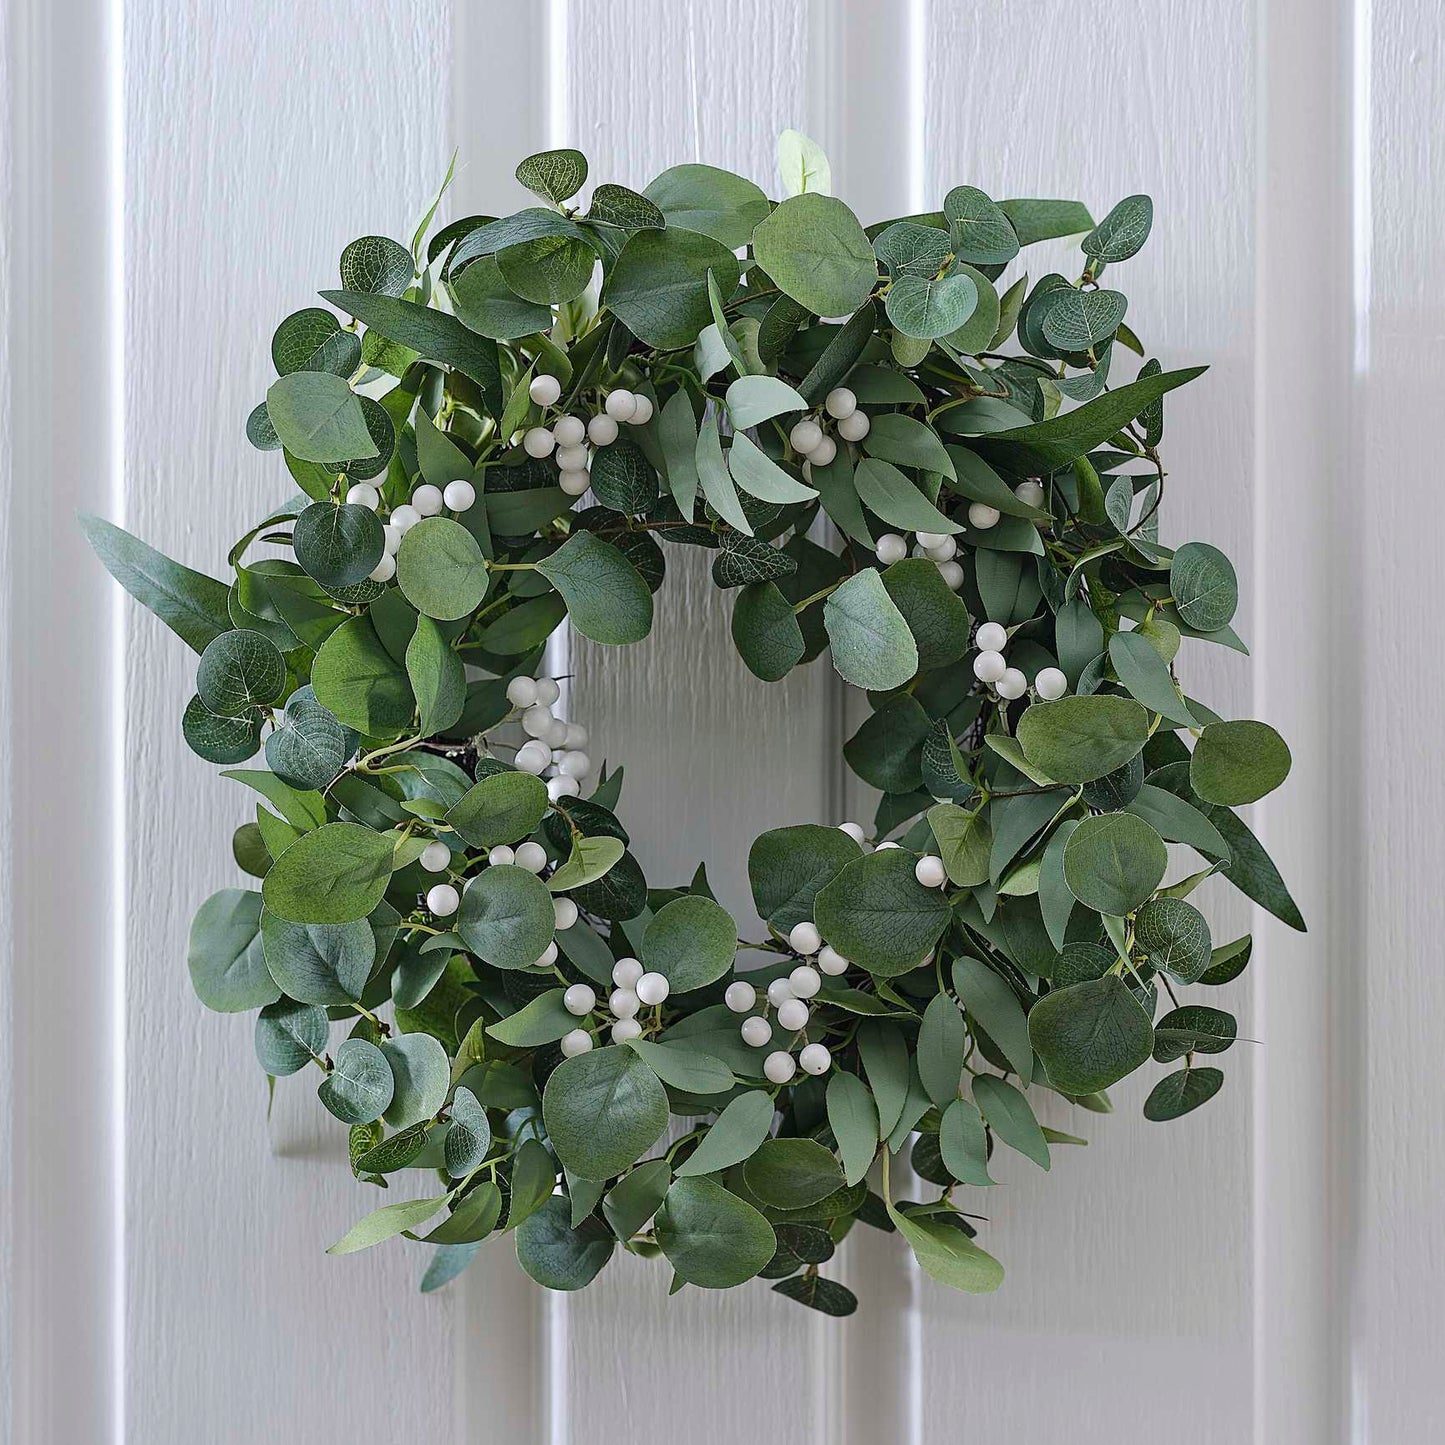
[{"left": 120, "top": 4, "right": 458, "bottom": 1439}]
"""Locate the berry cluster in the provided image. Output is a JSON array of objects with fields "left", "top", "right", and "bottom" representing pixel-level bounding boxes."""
[
  {"left": 971, "top": 620, "right": 1068, "bottom": 703},
  {"left": 521, "top": 376, "right": 654, "bottom": 498},
  {"left": 344, "top": 476, "right": 478, "bottom": 584},
  {"left": 787, "top": 385, "right": 870, "bottom": 472},
  {"left": 559, "top": 955, "right": 674, "bottom": 1059},
  {"left": 503, "top": 674, "right": 593, "bottom": 802}
]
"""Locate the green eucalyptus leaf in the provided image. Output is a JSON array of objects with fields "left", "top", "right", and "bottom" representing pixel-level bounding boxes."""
[
  {"left": 456, "top": 864, "right": 556, "bottom": 969},
  {"left": 536, "top": 531, "right": 653, "bottom": 645},
  {"left": 814, "top": 848, "right": 950, "bottom": 977},
  {"left": 656, "top": 1177, "right": 776, "bottom": 1288},
  {"left": 542, "top": 1044, "right": 669, "bottom": 1181},
  {"left": 1029, "top": 976, "right": 1154, "bottom": 1094},
  {"left": 823, "top": 569, "right": 918, "bottom": 691},
  {"left": 752, "top": 194, "right": 877, "bottom": 317},
  {"left": 262, "top": 822, "right": 396, "bottom": 926},
  {"left": 1190, "top": 720, "right": 1292, "bottom": 805},
  {"left": 187, "top": 888, "right": 277, "bottom": 1012}
]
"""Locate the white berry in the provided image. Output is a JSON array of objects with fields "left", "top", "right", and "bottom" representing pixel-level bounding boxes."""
[
  {"left": 443, "top": 479, "right": 476, "bottom": 512},
  {"left": 926, "top": 537, "right": 957, "bottom": 562},
  {"left": 996, "top": 667, "right": 1028, "bottom": 701},
  {"left": 560, "top": 1028, "right": 593, "bottom": 1058},
  {"left": 390, "top": 504, "right": 421, "bottom": 533},
  {"left": 875, "top": 533, "right": 908, "bottom": 566},
  {"left": 346, "top": 483, "right": 380, "bottom": 509},
  {"left": 636, "top": 972, "right": 670, "bottom": 1007},
  {"left": 564, "top": 984, "right": 596, "bottom": 1017},
  {"left": 426, "top": 883, "right": 459, "bottom": 917},
  {"left": 788, "top": 921, "right": 821, "bottom": 955},
  {"left": 837, "top": 410, "right": 870, "bottom": 442},
  {"left": 609, "top": 988, "right": 640, "bottom": 1020},
  {"left": 789, "top": 419, "right": 823, "bottom": 454},
  {"left": 1014, "top": 480, "right": 1046, "bottom": 507},
  {"left": 777, "top": 998, "right": 810, "bottom": 1032},
  {"left": 515, "top": 739, "right": 551, "bottom": 775},
  {"left": 725, "top": 981, "right": 757, "bottom": 1013},
  {"left": 412, "top": 484, "right": 444, "bottom": 517},
  {"left": 767, "top": 977, "right": 794, "bottom": 1007},
  {"left": 559, "top": 470, "right": 591, "bottom": 497},
  {"left": 488, "top": 845, "right": 515, "bottom": 867},
  {"left": 789, "top": 965, "right": 821, "bottom": 999},
  {"left": 514, "top": 841, "right": 548, "bottom": 874},
  {"left": 533, "top": 677, "right": 560, "bottom": 706},
  {"left": 563, "top": 723, "right": 589, "bottom": 749},
  {"left": 547, "top": 775, "right": 580, "bottom": 801},
  {"left": 507, "top": 676, "right": 539, "bottom": 707},
  {"left": 529, "top": 373, "right": 562, "bottom": 407},
  {"left": 937, "top": 560, "right": 965, "bottom": 590},
  {"left": 420, "top": 841, "right": 451, "bottom": 873},
  {"left": 817, "top": 945, "right": 849, "bottom": 976},
  {"left": 604, "top": 389, "right": 637, "bottom": 422},
  {"left": 587, "top": 414, "right": 619, "bottom": 447},
  {"left": 916, "top": 531, "right": 947, "bottom": 550},
  {"left": 741, "top": 1016, "right": 773, "bottom": 1048},
  {"left": 808, "top": 435, "right": 838, "bottom": 467},
  {"left": 553, "top": 415, "right": 586, "bottom": 447},
  {"left": 975, "top": 622, "right": 1007, "bottom": 652},
  {"left": 523, "top": 426, "right": 556, "bottom": 459},
  {"left": 799, "top": 1043, "right": 832, "bottom": 1076},
  {"left": 533, "top": 943, "right": 559, "bottom": 969},
  {"left": 545, "top": 719, "right": 570, "bottom": 749},
  {"left": 612, "top": 957, "right": 643, "bottom": 988},
  {"left": 968, "top": 502, "right": 1000, "bottom": 530},
  {"left": 558, "top": 750, "right": 591, "bottom": 778},
  {"left": 382, "top": 524, "right": 402, "bottom": 556},
  {"left": 629, "top": 394, "right": 654, "bottom": 425},
  {"left": 611, "top": 1018, "right": 643, "bottom": 1043},
  {"left": 555, "top": 443, "right": 590, "bottom": 472},
  {"left": 553, "top": 897, "right": 578, "bottom": 930},
  {"left": 764, "top": 1051, "right": 797, "bottom": 1084},
  {"left": 521, "top": 704, "right": 554, "bottom": 738},
  {"left": 876, "top": 841, "right": 901, "bottom": 850},
  {"left": 915, "top": 855, "right": 947, "bottom": 888},
  {"left": 973, "top": 649, "right": 1007, "bottom": 683},
  {"left": 368, "top": 555, "right": 396, "bottom": 583},
  {"left": 1035, "top": 666, "right": 1069, "bottom": 701},
  {"left": 824, "top": 387, "right": 857, "bottom": 420},
  {"left": 837, "top": 821, "right": 866, "bottom": 845}
]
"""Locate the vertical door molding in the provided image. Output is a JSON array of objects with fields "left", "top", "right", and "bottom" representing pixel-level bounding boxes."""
[
  {"left": 1252, "top": 0, "right": 1364, "bottom": 1440},
  {"left": 3, "top": 0, "right": 124, "bottom": 1442}
]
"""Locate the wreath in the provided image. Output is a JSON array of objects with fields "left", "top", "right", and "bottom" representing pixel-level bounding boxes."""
[{"left": 85, "top": 137, "right": 1302, "bottom": 1316}]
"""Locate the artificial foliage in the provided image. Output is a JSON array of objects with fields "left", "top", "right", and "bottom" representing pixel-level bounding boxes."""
[{"left": 86, "top": 136, "right": 1302, "bottom": 1315}]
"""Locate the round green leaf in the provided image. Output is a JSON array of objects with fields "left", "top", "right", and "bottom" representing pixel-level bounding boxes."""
[
  {"left": 445, "top": 770, "right": 549, "bottom": 849},
  {"left": 885, "top": 268, "right": 979, "bottom": 340},
  {"left": 396, "top": 516, "right": 487, "bottom": 621},
  {"left": 265, "top": 686, "right": 352, "bottom": 790},
  {"left": 748, "top": 823, "right": 863, "bottom": 932},
  {"left": 535, "top": 530, "right": 653, "bottom": 645},
  {"left": 640, "top": 894, "right": 736, "bottom": 992},
  {"left": 1170, "top": 541, "right": 1238, "bottom": 631},
  {"left": 254, "top": 998, "right": 328, "bottom": 1075},
  {"left": 515, "top": 148, "right": 588, "bottom": 205},
  {"left": 1016, "top": 695, "right": 1150, "bottom": 784},
  {"left": 516, "top": 1195, "right": 615, "bottom": 1289},
  {"left": 182, "top": 694, "right": 262, "bottom": 764},
  {"left": 381, "top": 1032, "right": 450, "bottom": 1128},
  {"left": 1152, "top": 1005, "right": 1237, "bottom": 1063},
  {"left": 588, "top": 183, "right": 666, "bottom": 230},
  {"left": 881, "top": 558, "right": 971, "bottom": 670},
  {"left": 497, "top": 233, "right": 595, "bottom": 306},
  {"left": 655, "top": 1177, "right": 776, "bottom": 1288},
  {"left": 752, "top": 193, "right": 877, "bottom": 318},
  {"left": 542, "top": 1044, "right": 669, "bottom": 1180},
  {"left": 450, "top": 255, "right": 553, "bottom": 340},
  {"left": 1189, "top": 719, "right": 1292, "bottom": 805},
  {"left": 260, "top": 908, "right": 375, "bottom": 1004},
  {"left": 823, "top": 569, "right": 919, "bottom": 691},
  {"left": 1082, "top": 194, "right": 1154, "bottom": 264},
  {"left": 1134, "top": 897, "right": 1213, "bottom": 983},
  {"left": 643, "top": 163, "right": 770, "bottom": 248},
  {"left": 443, "top": 1087, "right": 492, "bottom": 1178},
  {"left": 943, "top": 186, "right": 1020, "bottom": 266},
  {"left": 1143, "top": 1066, "right": 1223, "bottom": 1121},
  {"left": 292, "top": 502, "right": 384, "bottom": 589},
  {"left": 311, "top": 614, "right": 416, "bottom": 736},
  {"left": 1061, "top": 812, "right": 1168, "bottom": 915},
  {"left": 271, "top": 307, "right": 361, "bottom": 377},
  {"left": 261, "top": 821, "right": 396, "bottom": 926},
  {"left": 339, "top": 235, "right": 413, "bottom": 297},
  {"left": 732, "top": 582, "right": 805, "bottom": 681},
  {"left": 455, "top": 863, "right": 556, "bottom": 969},
  {"left": 1039, "top": 288, "right": 1127, "bottom": 352},
  {"left": 196, "top": 629, "right": 287, "bottom": 717},
  {"left": 605, "top": 228, "right": 741, "bottom": 350},
  {"left": 187, "top": 888, "right": 278, "bottom": 1012},
  {"left": 265, "top": 371, "right": 377, "bottom": 463},
  {"left": 814, "top": 847, "right": 951, "bottom": 977},
  {"left": 1029, "top": 975, "right": 1155, "bottom": 1093},
  {"left": 318, "top": 1037, "right": 394, "bottom": 1125},
  {"left": 744, "top": 1138, "right": 844, "bottom": 1209}
]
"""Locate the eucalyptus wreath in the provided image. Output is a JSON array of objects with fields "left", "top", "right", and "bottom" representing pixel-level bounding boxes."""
[{"left": 85, "top": 136, "right": 1302, "bottom": 1315}]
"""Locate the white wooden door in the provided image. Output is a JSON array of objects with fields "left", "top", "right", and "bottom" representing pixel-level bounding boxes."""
[{"left": 4, "top": 0, "right": 1443, "bottom": 1441}]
